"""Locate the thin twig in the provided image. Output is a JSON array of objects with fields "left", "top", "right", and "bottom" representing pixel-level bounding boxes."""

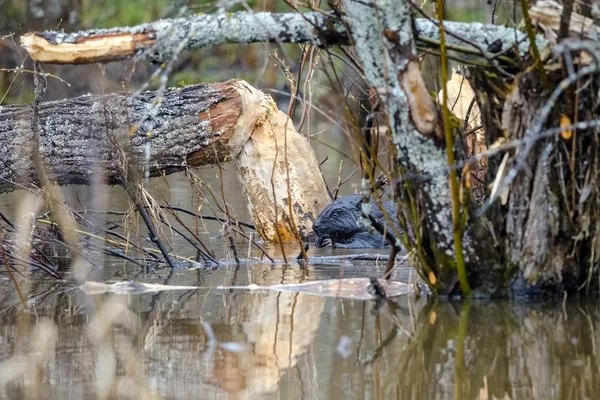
[
  {"left": 0, "top": 234, "right": 28, "bottom": 309},
  {"left": 118, "top": 176, "right": 176, "bottom": 269}
]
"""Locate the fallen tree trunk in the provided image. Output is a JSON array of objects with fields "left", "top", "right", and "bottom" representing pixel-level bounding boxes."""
[
  {"left": 0, "top": 79, "right": 331, "bottom": 242},
  {"left": 0, "top": 80, "right": 250, "bottom": 190}
]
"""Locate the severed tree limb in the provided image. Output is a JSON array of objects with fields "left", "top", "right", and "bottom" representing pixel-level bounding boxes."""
[
  {"left": 20, "top": 12, "right": 346, "bottom": 64},
  {"left": 0, "top": 79, "right": 331, "bottom": 242},
  {"left": 19, "top": 11, "right": 543, "bottom": 65},
  {"left": 0, "top": 80, "right": 251, "bottom": 192}
]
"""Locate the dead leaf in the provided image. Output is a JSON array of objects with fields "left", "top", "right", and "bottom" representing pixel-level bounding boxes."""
[
  {"left": 560, "top": 114, "right": 572, "bottom": 140},
  {"left": 429, "top": 311, "right": 437, "bottom": 325},
  {"left": 438, "top": 69, "right": 481, "bottom": 129}
]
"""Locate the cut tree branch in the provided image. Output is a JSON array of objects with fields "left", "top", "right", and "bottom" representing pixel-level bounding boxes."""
[
  {"left": 19, "top": 11, "right": 544, "bottom": 64},
  {"left": 0, "top": 79, "right": 331, "bottom": 243},
  {"left": 0, "top": 80, "right": 250, "bottom": 192}
]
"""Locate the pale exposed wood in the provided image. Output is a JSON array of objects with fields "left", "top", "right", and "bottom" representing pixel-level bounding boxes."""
[
  {"left": 236, "top": 96, "right": 331, "bottom": 242},
  {"left": 20, "top": 12, "right": 347, "bottom": 65},
  {"left": 400, "top": 60, "right": 440, "bottom": 138},
  {"left": 439, "top": 71, "right": 486, "bottom": 201},
  {"left": 529, "top": 0, "right": 600, "bottom": 44},
  {"left": 20, "top": 31, "right": 156, "bottom": 64}
]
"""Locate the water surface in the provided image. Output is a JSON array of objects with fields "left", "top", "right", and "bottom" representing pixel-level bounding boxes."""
[{"left": 0, "top": 263, "right": 598, "bottom": 399}]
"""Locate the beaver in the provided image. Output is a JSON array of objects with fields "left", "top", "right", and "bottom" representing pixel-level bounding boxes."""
[{"left": 312, "top": 194, "right": 402, "bottom": 249}]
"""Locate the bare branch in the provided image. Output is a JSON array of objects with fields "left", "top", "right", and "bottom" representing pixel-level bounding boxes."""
[{"left": 19, "top": 11, "right": 544, "bottom": 65}]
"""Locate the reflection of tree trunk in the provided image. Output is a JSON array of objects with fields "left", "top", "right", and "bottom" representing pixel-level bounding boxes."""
[
  {"left": 393, "top": 301, "right": 600, "bottom": 400},
  {"left": 224, "top": 291, "right": 325, "bottom": 398},
  {"left": 454, "top": 302, "right": 471, "bottom": 399}
]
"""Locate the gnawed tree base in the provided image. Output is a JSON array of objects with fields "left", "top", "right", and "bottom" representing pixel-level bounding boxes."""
[
  {"left": 0, "top": 79, "right": 330, "bottom": 243},
  {"left": 237, "top": 98, "right": 330, "bottom": 242},
  {"left": 466, "top": 65, "right": 600, "bottom": 297}
]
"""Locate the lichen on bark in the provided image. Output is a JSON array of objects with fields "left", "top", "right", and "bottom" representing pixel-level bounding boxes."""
[
  {"left": 342, "top": 0, "right": 458, "bottom": 280},
  {"left": 0, "top": 82, "right": 243, "bottom": 193}
]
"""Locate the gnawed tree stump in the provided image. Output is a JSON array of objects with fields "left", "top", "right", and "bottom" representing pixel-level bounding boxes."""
[
  {"left": 237, "top": 97, "right": 330, "bottom": 241},
  {"left": 0, "top": 79, "right": 331, "bottom": 242}
]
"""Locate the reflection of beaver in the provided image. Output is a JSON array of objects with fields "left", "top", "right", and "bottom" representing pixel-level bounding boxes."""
[{"left": 312, "top": 194, "right": 402, "bottom": 249}]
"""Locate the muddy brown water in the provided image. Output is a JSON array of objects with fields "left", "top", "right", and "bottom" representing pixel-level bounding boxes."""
[{"left": 0, "top": 133, "right": 599, "bottom": 399}]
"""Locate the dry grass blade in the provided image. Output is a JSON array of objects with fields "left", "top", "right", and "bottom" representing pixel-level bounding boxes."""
[
  {"left": 0, "top": 233, "right": 28, "bottom": 309},
  {"left": 438, "top": 0, "right": 471, "bottom": 296}
]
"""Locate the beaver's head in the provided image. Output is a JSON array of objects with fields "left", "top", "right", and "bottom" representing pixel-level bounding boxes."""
[{"left": 313, "top": 195, "right": 363, "bottom": 247}]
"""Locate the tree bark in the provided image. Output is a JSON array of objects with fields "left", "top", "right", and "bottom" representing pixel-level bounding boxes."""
[
  {"left": 341, "top": 0, "right": 460, "bottom": 293},
  {"left": 0, "top": 80, "right": 248, "bottom": 192}
]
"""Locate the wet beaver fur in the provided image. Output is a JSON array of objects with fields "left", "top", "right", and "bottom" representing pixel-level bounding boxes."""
[{"left": 312, "top": 194, "right": 402, "bottom": 249}]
